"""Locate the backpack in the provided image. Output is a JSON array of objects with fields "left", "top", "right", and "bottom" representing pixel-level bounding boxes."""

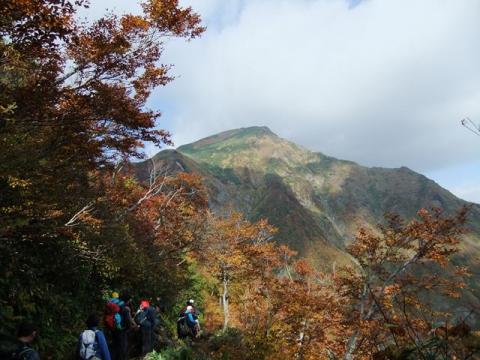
[
  {"left": 176, "top": 317, "right": 191, "bottom": 339},
  {"left": 5, "top": 338, "right": 40, "bottom": 360},
  {"left": 79, "top": 330, "right": 98, "bottom": 360},
  {"left": 11, "top": 346, "right": 35, "bottom": 360},
  {"left": 104, "top": 300, "right": 124, "bottom": 331}
]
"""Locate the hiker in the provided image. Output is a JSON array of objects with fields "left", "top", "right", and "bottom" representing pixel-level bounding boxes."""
[
  {"left": 12, "top": 322, "right": 40, "bottom": 360},
  {"left": 134, "top": 300, "right": 156, "bottom": 355},
  {"left": 77, "top": 314, "right": 111, "bottom": 360},
  {"left": 108, "top": 292, "right": 138, "bottom": 360},
  {"left": 184, "top": 302, "right": 200, "bottom": 335},
  {"left": 177, "top": 300, "right": 200, "bottom": 340},
  {"left": 186, "top": 300, "right": 200, "bottom": 329},
  {"left": 104, "top": 292, "right": 124, "bottom": 333}
]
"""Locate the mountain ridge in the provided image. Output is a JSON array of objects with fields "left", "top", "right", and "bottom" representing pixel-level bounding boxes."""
[
  {"left": 135, "top": 127, "right": 480, "bottom": 270},
  {"left": 177, "top": 126, "right": 448, "bottom": 184}
]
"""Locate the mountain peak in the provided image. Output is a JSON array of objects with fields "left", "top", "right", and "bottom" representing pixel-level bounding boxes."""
[
  {"left": 179, "top": 126, "right": 275, "bottom": 149},
  {"left": 237, "top": 126, "right": 275, "bottom": 136},
  {"left": 176, "top": 125, "right": 320, "bottom": 174},
  {"left": 177, "top": 126, "right": 277, "bottom": 154}
]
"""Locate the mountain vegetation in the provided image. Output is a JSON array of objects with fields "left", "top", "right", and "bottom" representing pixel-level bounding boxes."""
[
  {"left": 1, "top": 1, "right": 479, "bottom": 359},
  {"left": 138, "top": 127, "right": 480, "bottom": 300}
]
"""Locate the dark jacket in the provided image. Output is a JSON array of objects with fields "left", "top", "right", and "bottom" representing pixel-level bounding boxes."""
[
  {"left": 13, "top": 342, "right": 40, "bottom": 360},
  {"left": 122, "top": 305, "right": 137, "bottom": 330},
  {"left": 136, "top": 306, "right": 156, "bottom": 328}
]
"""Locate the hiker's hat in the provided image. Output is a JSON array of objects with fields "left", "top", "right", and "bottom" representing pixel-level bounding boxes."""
[{"left": 140, "top": 300, "right": 150, "bottom": 309}]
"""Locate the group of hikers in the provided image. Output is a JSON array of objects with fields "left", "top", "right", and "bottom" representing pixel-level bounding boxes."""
[{"left": 8, "top": 292, "right": 201, "bottom": 360}]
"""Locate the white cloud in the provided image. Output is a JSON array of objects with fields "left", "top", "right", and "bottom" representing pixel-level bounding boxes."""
[
  {"left": 148, "top": 0, "right": 480, "bottom": 174},
  {"left": 76, "top": 0, "right": 480, "bottom": 202}
]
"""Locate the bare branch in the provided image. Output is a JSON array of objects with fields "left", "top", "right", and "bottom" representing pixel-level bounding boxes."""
[
  {"left": 65, "top": 202, "right": 95, "bottom": 227},
  {"left": 116, "top": 164, "right": 171, "bottom": 221},
  {"left": 461, "top": 117, "right": 480, "bottom": 136}
]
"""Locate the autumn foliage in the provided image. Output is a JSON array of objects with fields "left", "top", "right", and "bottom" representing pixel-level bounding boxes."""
[
  {"left": 337, "top": 208, "right": 474, "bottom": 359},
  {"left": 0, "top": 0, "right": 205, "bottom": 356},
  {"left": 192, "top": 208, "right": 476, "bottom": 360}
]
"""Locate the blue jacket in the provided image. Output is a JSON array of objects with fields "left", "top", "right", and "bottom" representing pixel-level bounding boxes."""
[
  {"left": 186, "top": 312, "right": 197, "bottom": 327},
  {"left": 77, "top": 328, "right": 111, "bottom": 360}
]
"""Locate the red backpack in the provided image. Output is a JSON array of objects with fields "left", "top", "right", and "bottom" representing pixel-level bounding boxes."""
[{"left": 104, "top": 301, "right": 121, "bottom": 331}]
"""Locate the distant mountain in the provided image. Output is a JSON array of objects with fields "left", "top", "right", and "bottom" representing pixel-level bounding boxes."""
[{"left": 135, "top": 126, "right": 480, "bottom": 310}]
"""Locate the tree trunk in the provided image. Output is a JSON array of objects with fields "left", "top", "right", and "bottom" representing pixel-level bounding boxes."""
[
  {"left": 344, "top": 329, "right": 359, "bottom": 360},
  {"left": 295, "top": 319, "right": 308, "bottom": 360},
  {"left": 221, "top": 269, "right": 229, "bottom": 331}
]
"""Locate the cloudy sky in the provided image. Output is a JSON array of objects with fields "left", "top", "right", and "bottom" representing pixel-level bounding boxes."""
[{"left": 82, "top": 0, "right": 480, "bottom": 203}]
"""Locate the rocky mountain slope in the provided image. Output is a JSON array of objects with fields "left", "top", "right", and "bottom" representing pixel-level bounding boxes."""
[{"left": 135, "top": 126, "right": 480, "bottom": 309}]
